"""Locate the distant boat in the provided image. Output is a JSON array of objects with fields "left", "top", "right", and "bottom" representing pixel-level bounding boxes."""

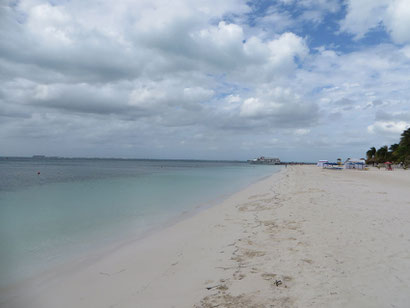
[{"left": 249, "top": 156, "right": 280, "bottom": 165}]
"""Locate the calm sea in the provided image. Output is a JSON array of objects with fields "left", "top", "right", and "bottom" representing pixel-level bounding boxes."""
[{"left": 0, "top": 157, "right": 280, "bottom": 286}]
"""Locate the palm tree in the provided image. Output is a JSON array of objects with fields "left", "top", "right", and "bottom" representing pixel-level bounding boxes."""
[
  {"left": 376, "top": 145, "right": 388, "bottom": 163},
  {"left": 389, "top": 143, "right": 399, "bottom": 162},
  {"left": 396, "top": 128, "right": 410, "bottom": 165},
  {"left": 389, "top": 144, "right": 399, "bottom": 152},
  {"left": 364, "top": 128, "right": 410, "bottom": 167},
  {"left": 366, "top": 146, "right": 376, "bottom": 165}
]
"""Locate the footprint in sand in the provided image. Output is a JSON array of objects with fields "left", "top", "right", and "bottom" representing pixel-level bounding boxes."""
[
  {"left": 302, "top": 259, "right": 313, "bottom": 264},
  {"left": 261, "top": 273, "right": 277, "bottom": 280}
]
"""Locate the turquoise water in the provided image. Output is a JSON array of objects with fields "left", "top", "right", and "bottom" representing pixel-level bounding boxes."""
[{"left": 0, "top": 158, "right": 280, "bottom": 286}]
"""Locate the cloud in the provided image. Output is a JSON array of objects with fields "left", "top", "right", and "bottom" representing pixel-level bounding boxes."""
[
  {"left": 1, "top": 0, "right": 410, "bottom": 160},
  {"left": 334, "top": 98, "right": 354, "bottom": 106},
  {"left": 1, "top": 0, "right": 311, "bottom": 133},
  {"left": 294, "top": 128, "right": 310, "bottom": 135},
  {"left": 368, "top": 110, "right": 410, "bottom": 137},
  {"left": 368, "top": 121, "right": 410, "bottom": 135},
  {"left": 341, "top": 0, "right": 410, "bottom": 44},
  {"left": 239, "top": 86, "right": 317, "bottom": 129},
  {"left": 386, "top": 0, "right": 410, "bottom": 43},
  {"left": 375, "top": 110, "right": 410, "bottom": 122},
  {"left": 249, "top": 0, "right": 341, "bottom": 36},
  {"left": 1, "top": 1, "right": 308, "bottom": 84},
  {"left": 297, "top": 44, "right": 410, "bottom": 112}
]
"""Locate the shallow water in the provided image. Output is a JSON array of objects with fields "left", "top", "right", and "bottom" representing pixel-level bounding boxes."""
[{"left": 0, "top": 158, "right": 280, "bottom": 286}]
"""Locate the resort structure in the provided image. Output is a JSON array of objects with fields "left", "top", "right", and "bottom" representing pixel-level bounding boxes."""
[{"left": 249, "top": 156, "right": 281, "bottom": 165}]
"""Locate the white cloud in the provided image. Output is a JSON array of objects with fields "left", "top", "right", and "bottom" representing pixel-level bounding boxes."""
[
  {"left": 0, "top": 0, "right": 409, "bottom": 160},
  {"left": 368, "top": 121, "right": 410, "bottom": 135},
  {"left": 252, "top": 8, "right": 295, "bottom": 33},
  {"left": 240, "top": 87, "right": 298, "bottom": 118},
  {"left": 240, "top": 97, "right": 270, "bottom": 117},
  {"left": 386, "top": 0, "right": 410, "bottom": 43},
  {"left": 268, "top": 32, "right": 308, "bottom": 64},
  {"left": 341, "top": 0, "right": 410, "bottom": 43},
  {"left": 26, "top": 3, "right": 73, "bottom": 45},
  {"left": 294, "top": 128, "right": 310, "bottom": 135},
  {"left": 340, "top": 0, "right": 387, "bottom": 40},
  {"left": 237, "top": 86, "right": 318, "bottom": 129}
]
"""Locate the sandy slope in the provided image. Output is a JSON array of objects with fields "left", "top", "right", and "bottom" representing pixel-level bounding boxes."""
[{"left": 2, "top": 165, "right": 410, "bottom": 308}]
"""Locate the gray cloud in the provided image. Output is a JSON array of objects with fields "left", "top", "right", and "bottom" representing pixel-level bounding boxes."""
[
  {"left": 372, "top": 99, "right": 383, "bottom": 106},
  {"left": 1, "top": 0, "right": 409, "bottom": 160},
  {"left": 334, "top": 98, "right": 354, "bottom": 106},
  {"left": 375, "top": 110, "right": 410, "bottom": 122}
]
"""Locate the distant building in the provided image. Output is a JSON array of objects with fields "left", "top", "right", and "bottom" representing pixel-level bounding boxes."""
[{"left": 249, "top": 156, "right": 280, "bottom": 165}]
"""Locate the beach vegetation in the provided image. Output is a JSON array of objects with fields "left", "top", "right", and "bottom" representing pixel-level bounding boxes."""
[
  {"left": 366, "top": 128, "right": 410, "bottom": 166},
  {"left": 366, "top": 147, "right": 377, "bottom": 165},
  {"left": 376, "top": 145, "right": 389, "bottom": 162}
]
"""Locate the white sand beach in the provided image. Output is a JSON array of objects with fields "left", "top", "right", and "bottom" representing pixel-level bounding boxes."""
[{"left": 3, "top": 165, "right": 410, "bottom": 308}]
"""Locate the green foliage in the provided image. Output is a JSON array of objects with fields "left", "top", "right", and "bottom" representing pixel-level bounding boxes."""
[
  {"left": 398, "top": 128, "right": 410, "bottom": 165},
  {"left": 389, "top": 143, "right": 399, "bottom": 152},
  {"left": 376, "top": 145, "right": 389, "bottom": 163},
  {"left": 365, "top": 147, "right": 376, "bottom": 165},
  {"left": 366, "top": 128, "right": 410, "bottom": 166}
]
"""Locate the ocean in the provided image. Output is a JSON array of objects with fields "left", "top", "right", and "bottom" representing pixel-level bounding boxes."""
[{"left": 0, "top": 157, "right": 280, "bottom": 286}]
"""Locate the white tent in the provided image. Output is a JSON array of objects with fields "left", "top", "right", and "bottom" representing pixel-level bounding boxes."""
[
  {"left": 344, "top": 158, "right": 366, "bottom": 169},
  {"left": 317, "top": 160, "right": 328, "bottom": 167}
]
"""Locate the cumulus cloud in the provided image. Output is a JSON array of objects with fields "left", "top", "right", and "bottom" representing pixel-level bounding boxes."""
[
  {"left": 1, "top": 0, "right": 410, "bottom": 160},
  {"left": 367, "top": 110, "right": 410, "bottom": 140},
  {"left": 375, "top": 110, "right": 410, "bottom": 122},
  {"left": 1, "top": 0, "right": 310, "bottom": 121},
  {"left": 239, "top": 87, "right": 317, "bottom": 128},
  {"left": 249, "top": 0, "right": 341, "bottom": 36},
  {"left": 341, "top": 0, "right": 410, "bottom": 43},
  {"left": 368, "top": 121, "right": 410, "bottom": 135}
]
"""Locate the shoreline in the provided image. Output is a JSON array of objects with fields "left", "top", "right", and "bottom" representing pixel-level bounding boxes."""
[
  {"left": 3, "top": 165, "right": 410, "bottom": 307},
  {"left": 0, "top": 167, "right": 283, "bottom": 298}
]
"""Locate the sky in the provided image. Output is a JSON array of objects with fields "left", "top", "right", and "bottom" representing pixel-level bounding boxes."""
[{"left": 1, "top": 0, "right": 410, "bottom": 161}]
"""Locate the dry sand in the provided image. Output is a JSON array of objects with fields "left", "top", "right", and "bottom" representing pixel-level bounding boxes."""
[{"left": 2, "top": 165, "right": 410, "bottom": 308}]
